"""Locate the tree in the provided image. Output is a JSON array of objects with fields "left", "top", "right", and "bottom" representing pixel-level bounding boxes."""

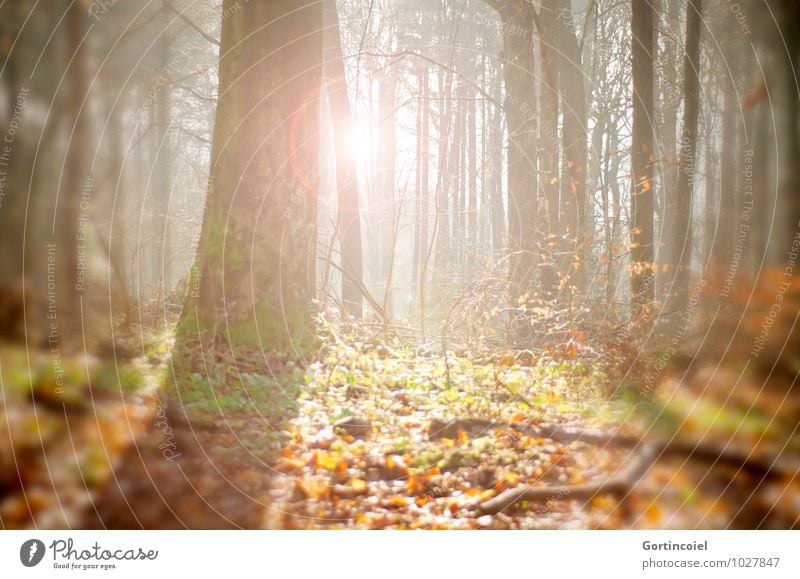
[
  {"left": 376, "top": 67, "right": 397, "bottom": 318},
  {"left": 629, "top": 0, "right": 656, "bottom": 317},
  {"left": 53, "top": 0, "right": 91, "bottom": 341},
  {"left": 177, "top": 0, "right": 322, "bottom": 357},
  {"left": 324, "top": 0, "right": 364, "bottom": 320},
  {"left": 486, "top": 0, "right": 538, "bottom": 307},
  {"left": 536, "top": 6, "right": 560, "bottom": 298},
  {"left": 668, "top": 0, "right": 702, "bottom": 312}
]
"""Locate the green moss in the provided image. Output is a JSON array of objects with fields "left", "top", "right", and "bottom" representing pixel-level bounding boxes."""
[
  {"left": 174, "top": 308, "right": 201, "bottom": 345},
  {"left": 226, "top": 301, "right": 314, "bottom": 353},
  {"left": 204, "top": 217, "right": 247, "bottom": 272},
  {"left": 177, "top": 363, "right": 301, "bottom": 431}
]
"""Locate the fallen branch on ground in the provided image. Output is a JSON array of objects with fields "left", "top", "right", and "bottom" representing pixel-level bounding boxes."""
[
  {"left": 477, "top": 443, "right": 659, "bottom": 515},
  {"left": 427, "top": 417, "right": 800, "bottom": 515},
  {"left": 478, "top": 436, "right": 800, "bottom": 514}
]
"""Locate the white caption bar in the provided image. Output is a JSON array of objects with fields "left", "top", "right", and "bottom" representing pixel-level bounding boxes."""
[{"left": 0, "top": 531, "right": 797, "bottom": 577}]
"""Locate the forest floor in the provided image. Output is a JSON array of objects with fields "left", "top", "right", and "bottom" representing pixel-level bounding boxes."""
[{"left": 2, "top": 327, "right": 799, "bottom": 529}]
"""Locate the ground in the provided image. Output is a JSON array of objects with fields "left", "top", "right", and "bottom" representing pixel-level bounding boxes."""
[{"left": 1, "top": 327, "right": 798, "bottom": 529}]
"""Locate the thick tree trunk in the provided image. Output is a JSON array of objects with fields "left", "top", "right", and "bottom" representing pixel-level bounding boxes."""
[{"left": 178, "top": 0, "right": 322, "bottom": 355}]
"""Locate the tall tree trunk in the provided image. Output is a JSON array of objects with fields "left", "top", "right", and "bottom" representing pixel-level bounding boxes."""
[
  {"left": 177, "top": 0, "right": 322, "bottom": 356},
  {"left": 419, "top": 67, "right": 430, "bottom": 309},
  {"left": 669, "top": 0, "right": 702, "bottom": 312},
  {"left": 104, "top": 98, "right": 132, "bottom": 331},
  {"left": 630, "top": 0, "right": 656, "bottom": 317},
  {"left": 0, "top": 2, "right": 26, "bottom": 297},
  {"left": 493, "top": 1, "right": 538, "bottom": 308},
  {"left": 458, "top": 89, "right": 467, "bottom": 270},
  {"left": 435, "top": 68, "right": 453, "bottom": 272},
  {"left": 323, "top": 0, "right": 363, "bottom": 320},
  {"left": 771, "top": 0, "right": 800, "bottom": 263},
  {"left": 536, "top": 9, "right": 559, "bottom": 299},
  {"left": 656, "top": 0, "right": 680, "bottom": 298},
  {"left": 413, "top": 68, "right": 424, "bottom": 291},
  {"left": 56, "top": 0, "right": 91, "bottom": 341},
  {"left": 489, "top": 62, "right": 505, "bottom": 257},
  {"left": 153, "top": 32, "right": 172, "bottom": 317},
  {"left": 714, "top": 78, "right": 737, "bottom": 265},
  {"left": 479, "top": 54, "right": 490, "bottom": 253},
  {"left": 703, "top": 128, "right": 716, "bottom": 265},
  {"left": 377, "top": 70, "right": 397, "bottom": 319},
  {"left": 468, "top": 88, "right": 478, "bottom": 261},
  {"left": 556, "top": 0, "right": 588, "bottom": 295}
]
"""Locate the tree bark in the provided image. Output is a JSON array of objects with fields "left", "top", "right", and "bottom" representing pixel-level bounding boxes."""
[
  {"left": 555, "top": 0, "right": 588, "bottom": 294},
  {"left": 177, "top": 0, "right": 322, "bottom": 356},
  {"left": 492, "top": 1, "right": 538, "bottom": 308},
  {"left": 489, "top": 62, "right": 505, "bottom": 258},
  {"left": 629, "top": 0, "right": 656, "bottom": 317},
  {"left": 56, "top": 0, "right": 91, "bottom": 340},
  {"left": 536, "top": 9, "right": 560, "bottom": 299},
  {"left": 324, "top": 0, "right": 363, "bottom": 320},
  {"left": 377, "top": 69, "right": 397, "bottom": 319},
  {"left": 668, "top": 0, "right": 702, "bottom": 313}
]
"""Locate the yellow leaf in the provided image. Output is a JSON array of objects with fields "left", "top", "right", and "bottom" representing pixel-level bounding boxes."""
[{"left": 312, "top": 451, "right": 339, "bottom": 471}]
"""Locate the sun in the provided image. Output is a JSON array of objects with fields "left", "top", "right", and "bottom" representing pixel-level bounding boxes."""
[{"left": 347, "top": 126, "right": 373, "bottom": 165}]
